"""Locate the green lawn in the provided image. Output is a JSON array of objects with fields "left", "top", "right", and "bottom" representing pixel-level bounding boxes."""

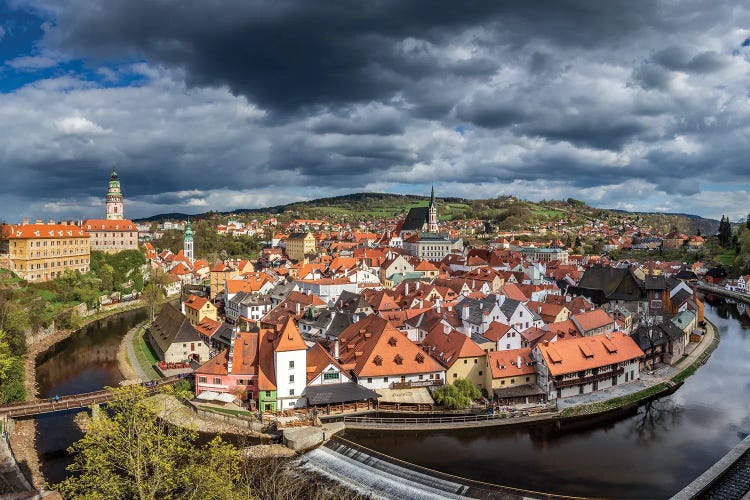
[
  {"left": 132, "top": 328, "right": 160, "bottom": 380},
  {"left": 714, "top": 249, "right": 736, "bottom": 266}
]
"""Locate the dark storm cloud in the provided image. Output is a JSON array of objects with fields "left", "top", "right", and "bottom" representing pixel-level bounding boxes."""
[
  {"left": 652, "top": 46, "right": 730, "bottom": 74},
  {"left": 45, "top": 0, "right": 672, "bottom": 115},
  {"left": 1, "top": 0, "right": 749, "bottom": 220}
]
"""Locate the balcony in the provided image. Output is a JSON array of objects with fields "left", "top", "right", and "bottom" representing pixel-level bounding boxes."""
[{"left": 554, "top": 368, "right": 624, "bottom": 389}]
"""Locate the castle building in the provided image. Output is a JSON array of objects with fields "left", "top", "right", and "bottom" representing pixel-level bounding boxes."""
[
  {"left": 398, "top": 186, "right": 463, "bottom": 261},
  {"left": 1, "top": 220, "right": 90, "bottom": 282},
  {"left": 184, "top": 220, "right": 194, "bottom": 262},
  {"left": 83, "top": 168, "right": 139, "bottom": 254}
]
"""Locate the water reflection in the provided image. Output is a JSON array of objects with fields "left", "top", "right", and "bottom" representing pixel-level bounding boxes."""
[
  {"left": 35, "top": 308, "right": 146, "bottom": 485},
  {"left": 344, "top": 300, "right": 750, "bottom": 499}
]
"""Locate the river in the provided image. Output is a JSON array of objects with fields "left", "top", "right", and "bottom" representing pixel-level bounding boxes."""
[
  {"left": 342, "top": 300, "right": 750, "bottom": 499},
  {"left": 32, "top": 300, "right": 750, "bottom": 497},
  {"left": 34, "top": 307, "right": 147, "bottom": 485}
]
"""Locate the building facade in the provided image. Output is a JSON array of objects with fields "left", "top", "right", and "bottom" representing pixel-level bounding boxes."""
[
  {"left": 184, "top": 220, "right": 194, "bottom": 262},
  {"left": 1, "top": 222, "right": 90, "bottom": 282},
  {"left": 84, "top": 168, "right": 139, "bottom": 253},
  {"left": 285, "top": 232, "right": 316, "bottom": 261}
]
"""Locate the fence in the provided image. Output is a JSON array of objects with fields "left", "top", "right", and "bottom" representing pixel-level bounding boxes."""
[{"left": 343, "top": 406, "right": 556, "bottom": 426}]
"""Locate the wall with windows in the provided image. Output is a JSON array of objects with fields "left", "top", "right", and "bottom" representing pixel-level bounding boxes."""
[{"left": 274, "top": 348, "right": 307, "bottom": 409}]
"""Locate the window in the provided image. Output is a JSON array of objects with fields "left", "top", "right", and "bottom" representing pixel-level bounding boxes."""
[
  {"left": 289, "top": 360, "right": 295, "bottom": 369},
  {"left": 289, "top": 389, "right": 294, "bottom": 396},
  {"left": 453, "top": 373, "right": 458, "bottom": 378},
  {"left": 463, "top": 359, "right": 467, "bottom": 364},
  {"left": 479, "top": 371, "right": 483, "bottom": 376},
  {"left": 506, "top": 344, "right": 511, "bottom": 349},
  {"left": 474, "top": 359, "right": 478, "bottom": 364},
  {"left": 289, "top": 374, "right": 295, "bottom": 383},
  {"left": 213, "top": 377, "right": 221, "bottom": 384},
  {"left": 367, "top": 378, "right": 372, "bottom": 384},
  {"left": 383, "top": 377, "right": 389, "bottom": 383},
  {"left": 526, "top": 377, "right": 530, "bottom": 382},
  {"left": 199, "top": 377, "right": 206, "bottom": 383},
  {"left": 265, "top": 391, "right": 271, "bottom": 397},
  {"left": 323, "top": 372, "right": 339, "bottom": 381}
]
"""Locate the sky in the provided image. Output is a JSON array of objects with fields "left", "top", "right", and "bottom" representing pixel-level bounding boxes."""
[{"left": 1, "top": 1, "right": 750, "bottom": 222}]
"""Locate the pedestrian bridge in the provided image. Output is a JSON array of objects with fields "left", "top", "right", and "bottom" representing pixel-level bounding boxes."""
[{"left": 0, "top": 375, "right": 185, "bottom": 418}]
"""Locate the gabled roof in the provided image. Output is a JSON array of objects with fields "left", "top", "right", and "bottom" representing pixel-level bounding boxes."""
[
  {"left": 421, "top": 328, "right": 485, "bottom": 368},
  {"left": 274, "top": 316, "right": 307, "bottom": 352},
  {"left": 483, "top": 321, "right": 513, "bottom": 342},
  {"left": 184, "top": 294, "right": 211, "bottom": 312},
  {"left": 537, "top": 332, "right": 643, "bottom": 376},
  {"left": 306, "top": 342, "right": 346, "bottom": 383},
  {"left": 149, "top": 303, "right": 202, "bottom": 354},
  {"left": 337, "top": 315, "right": 444, "bottom": 377},
  {"left": 571, "top": 309, "right": 615, "bottom": 334},
  {"left": 3, "top": 223, "right": 89, "bottom": 239},
  {"left": 487, "top": 348, "right": 535, "bottom": 379},
  {"left": 400, "top": 206, "right": 429, "bottom": 232}
]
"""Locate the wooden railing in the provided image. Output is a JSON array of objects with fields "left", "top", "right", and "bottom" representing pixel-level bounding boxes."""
[
  {"left": 0, "top": 374, "right": 187, "bottom": 418},
  {"left": 389, "top": 379, "right": 443, "bottom": 390},
  {"left": 343, "top": 406, "right": 556, "bottom": 426},
  {"left": 554, "top": 368, "right": 624, "bottom": 388}
]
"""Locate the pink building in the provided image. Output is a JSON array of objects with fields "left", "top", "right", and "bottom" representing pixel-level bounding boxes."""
[{"left": 195, "top": 330, "right": 259, "bottom": 403}]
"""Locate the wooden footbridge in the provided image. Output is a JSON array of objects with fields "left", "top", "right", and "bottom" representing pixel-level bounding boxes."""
[{"left": 0, "top": 375, "right": 188, "bottom": 418}]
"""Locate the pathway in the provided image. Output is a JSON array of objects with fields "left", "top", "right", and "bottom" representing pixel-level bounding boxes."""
[{"left": 122, "top": 322, "right": 155, "bottom": 382}]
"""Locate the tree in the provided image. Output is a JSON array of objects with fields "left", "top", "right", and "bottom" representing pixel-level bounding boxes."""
[
  {"left": 746, "top": 212, "right": 750, "bottom": 230},
  {"left": 433, "top": 378, "right": 481, "bottom": 409},
  {"left": 718, "top": 215, "right": 733, "bottom": 247},
  {"left": 57, "top": 385, "right": 244, "bottom": 500}
]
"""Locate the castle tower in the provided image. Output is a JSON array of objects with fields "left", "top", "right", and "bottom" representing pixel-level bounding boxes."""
[
  {"left": 184, "top": 219, "right": 194, "bottom": 261},
  {"left": 105, "top": 167, "right": 124, "bottom": 220},
  {"left": 427, "top": 185, "right": 438, "bottom": 233}
]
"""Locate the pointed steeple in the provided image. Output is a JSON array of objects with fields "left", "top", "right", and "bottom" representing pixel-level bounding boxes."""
[{"left": 430, "top": 185, "right": 435, "bottom": 207}]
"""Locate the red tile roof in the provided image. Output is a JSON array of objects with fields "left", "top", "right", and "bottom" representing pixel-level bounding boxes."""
[
  {"left": 83, "top": 219, "right": 137, "bottom": 231},
  {"left": 3, "top": 223, "right": 89, "bottom": 239},
  {"left": 487, "top": 348, "right": 536, "bottom": 379},
  {"left": 537, "top": 332, "right": 643, "bottom": 376}
]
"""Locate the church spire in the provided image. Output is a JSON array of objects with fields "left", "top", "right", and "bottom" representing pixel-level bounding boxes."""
[
  {"left": 427, "top": 185, "right": 438, "bottom": 233},
  {"left": 430, "top": 185, "right": 435, "bottom": 207}
]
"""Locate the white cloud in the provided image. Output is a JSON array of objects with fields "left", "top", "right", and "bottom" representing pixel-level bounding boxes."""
[{"left": 55, "top": 116, "right": 108, "bottom": 135}]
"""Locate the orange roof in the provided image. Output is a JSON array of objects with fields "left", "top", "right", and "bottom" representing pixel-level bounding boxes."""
[
  {"left": 337, "top": 315, "right": 444, "bottom": 377},
  {"left": 274, "top": 316, "right": 307, "bottom": 352},
  {"left": 306, "top": 342, "right": 344, "bottom": 383},
  {"left": 83, "top": 219, "right": 137, "bottom": 232},
  {"left": 571, "top": 309, "right": 614, "bottom": 333},
  {"left": 487, "top": 348, "right": 535, "bottom": 379},
  {"left": 230, "top": 330, "right": 260, "bottom": 376},
  {"left": 414, "top": 260, "right": 438, "bottom": 272},
  {"left": 194, "top": 317, "right": 221, "bottom": 338},
  {"left": 483, "top": 321, "right": 513, "bottom": 342},
  {"left": 184, "top": 294, "right": 210, "bottom": 312},
  {"left": 258, "top": 328, "right": 277, "bottom": 390},
  {"left": 502, "top": 283, "right": 528, "bottom": 302},
  {"left": 195, "top": 348, "right": 231, "bottom": 376},
  {"left": 537, "top": 332, "right": 643, "bottom": 376},
  {"left": 3, "top": 223, "right": 89, "bottom": 239},
  {"left": 225, "top": 278, "right": 270, "bottom": 295},
  {"left": 421, "top": 328, "right": 485, "bottom": 368}
]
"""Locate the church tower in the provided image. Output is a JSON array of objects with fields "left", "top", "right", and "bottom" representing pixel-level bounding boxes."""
[
  {"left": 105, "top": 167, "right": 124, "bottom": 220},
  {"left": 184, "top": 219, "right": 194, "bottom": 261},
  {"left": 427, "top": 185, "right": 438, "bottom": 233}
]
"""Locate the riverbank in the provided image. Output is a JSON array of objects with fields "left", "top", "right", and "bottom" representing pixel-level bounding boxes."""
[
  {"left": 9, "top": 303, "right": 147, "bottom": 490},
  {"left": 344, "top": 320, "right": 719, "bottom": 431},
  {"left": 117, "top": 321, "right": 153, "bottom": 383}
]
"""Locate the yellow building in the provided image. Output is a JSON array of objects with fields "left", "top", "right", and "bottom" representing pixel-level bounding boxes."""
[
  {"left": 1, "top": 221, "right": 90, "bottom": 282},
  {"left": 421, "top": 327, "right": 487, "bottom": 389},
  {"left": 183, "top": 295, "right": 218, "bottom": 325},
  {"left": 209, "top": 262, "right": 240, "bottom": 299},
  {"left": 285, "top": 232, "right": 316, "bottom": 262},
  {"left": 484, "top": 348, "right": 545, "bottom": 405}
]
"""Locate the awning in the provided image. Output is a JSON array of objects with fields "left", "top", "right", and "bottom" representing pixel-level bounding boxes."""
[
  {"left": 302, "top": 382, "right": 380, "bottom": 406},
  {"left": 215, "top": 392, "right": 237, "bottom": 403},
  {"left": 375, "top": 387, "right": 434, "bottom": 404},
  {"left": 196, "top": 391, "right": 220, "bottom": 401}
]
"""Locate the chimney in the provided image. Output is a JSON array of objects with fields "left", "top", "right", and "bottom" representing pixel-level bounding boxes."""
[
  {"left": 416, "top": 281, "right": 420, "bottom": 290},
  {"left": 334, "top": 339, "right": 340, "bottom": 361},
  {"left": 538, "top": 306, "right": 542, "bottom": 313},
  {"left": 49, "top": 218, "right": 55, "bottom": 224},
  {"left": 517, "top": 355, "right": 522, "bottom": 368},
  {"left": 181, "top": 301, "right": 186, "bottom": 315},
  {"left": 35, "top": 219, "right": 42, "bottom": 224},
  {"left": 295, "top": 302, "right": 301, "bottom": 315},
  {"left": 566, "top": 295, "right": 571, "bottom": 303},
  {"left": 22, "top": 218, "right": 29, "bottom": 226},
  {"left": 462, "top": 306, "right": 469, "bottom": 320},
  {"left": 405, "top": 283, "right": 409, "bottom": 295}
]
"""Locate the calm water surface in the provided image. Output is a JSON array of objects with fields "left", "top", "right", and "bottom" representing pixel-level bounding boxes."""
[
  {"left": 344, "top": 300, "right": 750, "bottom": 499},
  {"left": 34, "top": 308, "right": 146, "bottom": 485}
]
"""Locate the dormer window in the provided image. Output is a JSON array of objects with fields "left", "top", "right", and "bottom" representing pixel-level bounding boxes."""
[
  {"left": 415, "top": 353, "right": 424, "bottom": 363},
  {"left": 388, "top": 336, "right": 397, "bottom": 347},
  {"left": 394, "top": 354, "right": 403, "bottom": 365},
  {"left": 373, "top": 355, "right": 383, "bottom": 366}
]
